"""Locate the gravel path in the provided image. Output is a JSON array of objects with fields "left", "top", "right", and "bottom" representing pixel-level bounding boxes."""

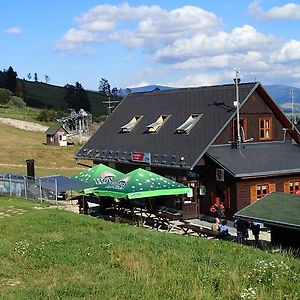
[{"left": 0, "top": 117, "right": 48, "bottom": 132}]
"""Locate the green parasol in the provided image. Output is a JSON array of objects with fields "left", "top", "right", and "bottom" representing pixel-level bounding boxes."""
[
  {"left": 72, "top": 164, "right": 125, "bottom": 194},
  {"left": 92, "top": 168, "right": 192, "bottom": 199}
]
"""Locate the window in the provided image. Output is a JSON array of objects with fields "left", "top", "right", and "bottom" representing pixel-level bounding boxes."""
[
  {"left": 179, "top": 180, "right": 198, "bottom": 203},
  {"left": 176, "top": 114, "right": 202, "bottom": 134},
  {"left": 284, "top": 180, "right": 300, "bottom": 194},
  {"left": 120, "top": 116, "right": 142, "bottom": 133},
  {"left": 146, "top": 115, "right": 169, "bottom": 133},
  {"left": 250, "top": 183, "right": 276, "bottom": 202},
  {"left": 289, "top": 181, "right": 299, "bottom": 194},
  {"left": 259, "top": 117, "right": 272, "bottom": 140},
  {"left": 256, "top": 184, "right": 269, "bottom": 199}
]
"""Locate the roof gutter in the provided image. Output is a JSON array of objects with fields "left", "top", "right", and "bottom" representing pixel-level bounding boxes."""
[
  {"left": 237, "top": 169, "right": 300, "bottom": 178},
  {"left": 233, "top": 214, "right": 300, "bottom": 230}
]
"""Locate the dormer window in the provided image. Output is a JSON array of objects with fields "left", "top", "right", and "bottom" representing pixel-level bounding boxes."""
[
  {"left": 176, "top": 114, "right": 202, "bottom": 134},
  {"left": 120, "top": 116, "right": 142, "bottom": 133},
  {"left": 146, "top": 115, "right": 169, "bottom": 133}
]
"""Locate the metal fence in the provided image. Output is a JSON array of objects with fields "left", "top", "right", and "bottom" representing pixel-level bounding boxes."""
[{"left": 0, "top": 174, "right": 63, "bottom": 204}]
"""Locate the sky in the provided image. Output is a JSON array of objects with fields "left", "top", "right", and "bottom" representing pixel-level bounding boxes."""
[{"left": 2, "top": 0, "right": 300, "bottom": 91}]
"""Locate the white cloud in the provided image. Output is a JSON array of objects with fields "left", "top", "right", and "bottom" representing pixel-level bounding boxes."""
[
  {"left": 168, "top": 72, "right": 226, "bottom": 88},
  {"left": 54, "top": 28, "right": 102, "bottom": 51},
  {"left": 249, "top": 1, "right": 300, "bottom": 20},
  {"left": 129, "top": 81, "right": 150, "bottom": 88},
  {"left": 153, "top": 25, "right": 275, "bottom": 63},
  {"left": 54, "top": 3, "right": 300, "bottom": 88},
  {"left": 62, "top": 28, "right": 100, "bottom": 43},
  {"left": 171, "top": 51, "right": 269, "bottom": 72},
  {"left": 5, "top": 26, "right": 22, "bottom": 34},
  {"left": 270, "top": 40, "right": 300, "bottom": 62},
  {"left": 56, "top": 4, "right": 221, "bottom": 52}
]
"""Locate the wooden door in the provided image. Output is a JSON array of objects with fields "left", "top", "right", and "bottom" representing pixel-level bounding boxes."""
[{"left": 182, "top": 180, "right": 199, "bottom": 219}]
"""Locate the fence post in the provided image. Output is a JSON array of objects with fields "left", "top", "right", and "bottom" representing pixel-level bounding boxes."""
[
  {"left": 9, "top": 175, "right": 12, "bottom": 196},
  {"left": 39, "top": 178, "right": 43, "bottom": 203},
  {"left": 24, "top": 177, "right": 27, "bottom": 200},
  {"left": 55, "top": 179, "right": 58, "bottom": 205}
]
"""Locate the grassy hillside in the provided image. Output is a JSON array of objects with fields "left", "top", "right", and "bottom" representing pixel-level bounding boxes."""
[
  {"left": 0, "top": 106, "right": 43, "bottom": 123},
  {"left": 22, "top": 80, "right": 121, "bottom": 117},
  {"left": 0, "top": 123, "right": 86, "bottom": 176},
  {"left": 0, "top": 196, "right": 299, "bottom": 299}
]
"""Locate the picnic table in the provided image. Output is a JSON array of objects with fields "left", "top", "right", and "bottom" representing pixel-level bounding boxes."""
[{"left": 154, "top": 211, "right": 184, "bottom": 231}]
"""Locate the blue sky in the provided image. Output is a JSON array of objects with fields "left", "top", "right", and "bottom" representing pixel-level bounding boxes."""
[{"left": 2, "top": 1, "right": 300, "bottom": 90}]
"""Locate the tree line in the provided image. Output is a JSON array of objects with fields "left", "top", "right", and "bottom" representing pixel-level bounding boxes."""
[{"left": 0, "top": 66, "right": 123, "bottom": 117}]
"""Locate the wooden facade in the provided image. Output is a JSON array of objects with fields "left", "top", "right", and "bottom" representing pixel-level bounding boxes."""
[{"left": 214, "top": 90, "right": 294, "bottom": 145}]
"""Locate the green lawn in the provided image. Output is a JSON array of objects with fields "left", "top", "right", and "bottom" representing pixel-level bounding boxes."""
[
  {"left": 0, "top": 197, "right": 299, "bottom": 299},
  {"left": 0, "top": 123, "right": 86, "bottom": 177},
  {"left": 0, "top": 106, "right": 44, "bottom": 123}
]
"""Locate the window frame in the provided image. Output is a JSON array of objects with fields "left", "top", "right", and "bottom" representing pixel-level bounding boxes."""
[
  {"left": 289, "top": 180, "right": 300, "bottom": 194},
  {"left": 120, "top": 115, "right": 143, "bottom": 133},
  {"left": 259, "top": 117, "right": 272, "bottom": 140},
  {"left": 256, "top": 183, "right": 269, "bottom": 199},
  {"left": 145, "top": 115, "right": 170, "bottom": 134},
  {"left": 175, "top": 114, "right": 202, "bottom": 134}
]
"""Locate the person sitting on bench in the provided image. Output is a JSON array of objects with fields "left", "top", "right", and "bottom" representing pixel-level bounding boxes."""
[{"left": 220, "top": 220, "right": 230, "bottom": 237}]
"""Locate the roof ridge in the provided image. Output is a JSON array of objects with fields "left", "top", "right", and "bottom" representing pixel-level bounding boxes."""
[{"left": 131, "top": 82, "right": 258, "bottom": 96}]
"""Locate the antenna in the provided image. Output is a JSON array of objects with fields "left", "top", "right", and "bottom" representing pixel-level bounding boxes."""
[
  {"left": 233, "top": 69, "right": 241, "bottom": 148},
  {"left": 290, "top": 90, "right": 295, "bottom": 130}
]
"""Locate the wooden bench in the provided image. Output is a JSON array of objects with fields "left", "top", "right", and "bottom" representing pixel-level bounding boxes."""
[
  {"left": 178, "top": 223, "right": 220, "bottom": 238},
  {"left": 178, "top": 223, "right": 234, "bottom": 240}
]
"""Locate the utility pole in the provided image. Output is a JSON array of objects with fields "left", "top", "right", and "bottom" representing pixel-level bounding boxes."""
[
  {"left": 290, "top": 90, "right": 295, "bottom": 130},
  {"left": 103, "top": 94, "right": 119, "bottom": 116}
]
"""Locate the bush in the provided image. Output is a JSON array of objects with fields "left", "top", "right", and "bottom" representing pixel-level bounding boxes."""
[
  {"left": 93, "top": 115, "right": 107, "bottom": 123},
  {"left": 7, "top": 96, "right": 26, "bottom": 108},
  {"left": 36, "top": 109, "right": 60, "bottom": 122},
  {"left": 0, "top": 88, "right": 13, "bottom": 105}
]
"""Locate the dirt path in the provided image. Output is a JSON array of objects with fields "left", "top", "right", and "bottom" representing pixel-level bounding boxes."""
[{"left": 0, "top": 117, "right": 48, "bottom": 132}]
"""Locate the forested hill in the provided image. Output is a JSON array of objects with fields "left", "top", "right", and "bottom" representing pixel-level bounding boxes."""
[
  {"left": 21, "top": 80, "right": 121, "bottom": 117},
  {"left": 18, "top": 80, "right": 300, "bottom": 117}
]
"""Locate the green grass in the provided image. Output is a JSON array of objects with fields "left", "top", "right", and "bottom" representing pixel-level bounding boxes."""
[
  {"left": 0, "top": 106, "right": 44, "bottom": 123},
  {"left": 0, "top": 123, "right": 86, "bottom": 177},
  {"left": 0, "top": 197, "right": 299, "bottom": 300}
]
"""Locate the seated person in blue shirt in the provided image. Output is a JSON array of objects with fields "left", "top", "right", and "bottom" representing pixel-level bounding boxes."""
[{"left": 220, "top": 220, "right": 230, "bottom": 237}]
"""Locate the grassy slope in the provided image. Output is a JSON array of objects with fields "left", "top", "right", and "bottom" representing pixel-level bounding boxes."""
[
  {"left": 0, "top": 197, "right": 299, "bottom": 300},
  {"left": 23, "top": 81, "right": 120, "bottom": 117},
  {"left": 0, "top": 123, "right": 86, "bottom": 176},
  {"left": 0, "top": 106, "right": 43, "bottom": 123}
]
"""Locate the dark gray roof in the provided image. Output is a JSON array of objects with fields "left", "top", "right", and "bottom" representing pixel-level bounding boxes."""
[
  {"left": 235, "top": 192, "right": 300, "bottom": 229},
  {"left": 76, "top": 82, "right": 258, "bottom": 169},
  {"left": 207, "top": 142, "right": 300, "bottom": 177}
]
